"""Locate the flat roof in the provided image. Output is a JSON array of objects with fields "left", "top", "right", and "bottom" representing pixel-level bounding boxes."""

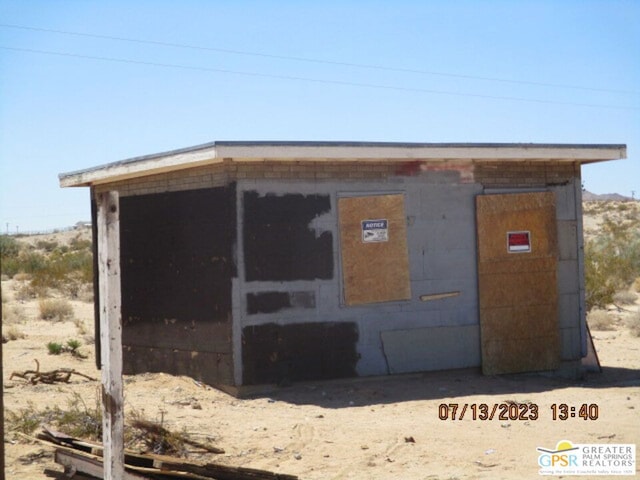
[{"left": 59, "top": 141, "right": 627, "bottom": 187}]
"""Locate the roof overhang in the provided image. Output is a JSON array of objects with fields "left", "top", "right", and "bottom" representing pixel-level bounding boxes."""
[{"left": 59, "top": 141, "right": 627, "bottom": 187}]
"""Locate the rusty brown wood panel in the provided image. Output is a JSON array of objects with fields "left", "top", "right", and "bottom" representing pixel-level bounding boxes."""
[
  {"left": 477, "top": 257, "right": 556, "bottom": 275},
  {"left": 478, "top": 304, "right": 559, "bottom": 338},
  {"left": 478, "top": 271, "right": 557, "bottom": 309},
  {"left": 338, "top": 194, "right": 411, "bottom": 305},
  {"left": 481, "top": 335, "right": 560, "bottom": 373},
  {"left": 476, "top": 192, "right": 560, "bottom": 375},
  {"left": 476, "top": 191, "right": 557, "bottom": 262}
]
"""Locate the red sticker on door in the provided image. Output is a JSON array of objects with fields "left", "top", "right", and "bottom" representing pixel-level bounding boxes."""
[{"left": 507, "top": 231, "right": 531, "bottom": 253}]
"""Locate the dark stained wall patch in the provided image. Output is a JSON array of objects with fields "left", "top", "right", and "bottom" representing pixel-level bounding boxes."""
[
  {"left": 243, "top": 192, "right": 333, "bottom": 281},
  {"left": 247, "top": 291, "right": 316, "bottom": 314},
  {"left": 247, "top": 292, "right": 290, "bottom": 314},
  {"left": 242, "top": 322, "right": 359, "bottom": 385},
  {"left": 119, "top": 185, "right": 237, "bottom": 384}
]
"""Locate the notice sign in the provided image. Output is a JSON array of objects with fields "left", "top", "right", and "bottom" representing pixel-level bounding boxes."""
[
  {"left": 362, "top": 219, "right": 388, "bottom": 243},
  {"left": 507, "top": 231, "right": 531, "bottom": 253}
]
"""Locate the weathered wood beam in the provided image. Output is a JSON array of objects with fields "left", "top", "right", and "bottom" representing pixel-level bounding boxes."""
[
  {"left": 97, "top": 191, "right": 124, "bottom": 479},
  {"left": 55, "top": 450, "right": 150, "bottom": 480}
]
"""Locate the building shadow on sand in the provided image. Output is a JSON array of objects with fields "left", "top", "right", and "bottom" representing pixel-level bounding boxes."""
[{"left": 240, "top": 365, "right": 640, "bottom": 409}]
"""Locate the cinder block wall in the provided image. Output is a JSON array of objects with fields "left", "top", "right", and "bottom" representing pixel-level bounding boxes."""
[
  {"left": 231, "top": 161, "right": 583, "bottom": 384},
  {"left": 95, "top": 160, "right": 579, "bottom": 195},
  {"left": 95, "top": 159, "right": 584, "bottom": 385}
]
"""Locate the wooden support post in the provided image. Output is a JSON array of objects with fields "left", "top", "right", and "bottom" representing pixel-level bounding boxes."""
[{"left": 97, "top": 191, "right": 124, "bottom": 479}]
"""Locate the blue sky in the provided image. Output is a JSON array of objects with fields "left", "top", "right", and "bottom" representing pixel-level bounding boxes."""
[{"left": 0, "top": 0, "right": 638, "bottom": 232}]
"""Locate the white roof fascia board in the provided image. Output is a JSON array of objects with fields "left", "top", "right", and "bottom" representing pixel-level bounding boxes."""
[
  {"left": 59, "top": 142, "right": 627, "bottom": 188},
  {"left": 216, "top": 144, "right": 626, "bottom": 161},
  {"left": 60, "top": 145, "right": 220, "bottom": 187}
]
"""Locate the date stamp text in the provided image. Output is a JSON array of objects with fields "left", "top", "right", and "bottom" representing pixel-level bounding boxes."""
[{"left": 438, "top": 403, "right": 599, "bottom": 421}]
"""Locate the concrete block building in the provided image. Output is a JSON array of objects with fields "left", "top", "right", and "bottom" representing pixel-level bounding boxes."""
[{"left": 59, "top": 141, "right": 626, "bottom": 394}]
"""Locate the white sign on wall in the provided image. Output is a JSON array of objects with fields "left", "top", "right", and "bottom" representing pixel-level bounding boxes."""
[
  {"left": 507, "top": 230, "right": 531, "bottom": 253},
  {"left": 362, "top": 219, "right": 388, "bottom": 243}
]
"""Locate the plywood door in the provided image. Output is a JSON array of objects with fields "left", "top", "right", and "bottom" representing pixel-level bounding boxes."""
[
  {"left": 338, "top": 194, "right": 411, "bottom": 305},
  {"left": 476, "top": 192, "right": 560, "bottom": 375}
]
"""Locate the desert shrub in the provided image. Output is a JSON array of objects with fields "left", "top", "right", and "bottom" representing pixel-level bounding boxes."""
[
  {"left": 3, "top": 325, "right": 26, "bottom": 341},
  {"left": 35, "top": 240, "right": 59, "bottom": 252},
  {"left": 6, "top": 393, "right": 102, "bottom": 440},
  {"left": 14, "top": 283, "right": 33, "bottom": 302},
  {"left": 2, "top": 249, "right": 48, "bottom": 280},
  {"left": 77, "top": 285, "right": 94, "bottom": 303},
  {"left": 2, "top": 234, "right": 93, "bottom": 294},
  {"left": 46, "top": 339, "right": 85, "bottom": 357},
  {"left": 585, "top": 216, "right": 640, "bottom": 311},
  {"left": 55, "top": 393, "right": 102, "bottom": 440},
  {"left": 0, "top": 235, "right": 20, "bottom": 257},
  {"left": 587, "top": 310, "right": 616, "bottom": 331},
  {"left": 61, "top": 251, "right": 93, "bottom": 287},
  {"left": 626, "top": 312, "right": 640, "bottom": 337},
  {"left": 2, "top": 305, "right": 25, "bottom": 324},
  {"left": 60, "top": 250, "right": 92, "bottom": 275},
  {"left": 30, "top": 250, "right": 93, "bottom": 295},
  {"left": 15, "top": 282, "right": 48, "bottom": 301},
  {"left": 66, "top": 338, "right": 87, "bottom": 358},
  {"left": 0, "top": 256, "right": 20, "bottom": 278},
  {"left": 5, "top": 403, "right": 45, "bottom": 435},
  {"left": 585, "top": 243, "right": 619, "bottom": 311},
  {"left": 39, "top": 298, "right": 73, "bottom": 321},
  {"left": 74, "top": 317, "right": 88, "bottom": 335},
  {"left": 613, "top": 290, "right": 638, "bottom": 305},
  {"left": 6, "top": 395, "right": 218, "bottom": 456},
  {"left": 47, "top": 341, "right": 64, "bottom": 355},
  {"left": 583, "top": 201, "right": 611, "bottom": 215},
  {"left": 70, "top": 237, "right": 92, "bottom": 251},
  {"left": 625, "top": 210, "right": 640, "bottom": 221},
  {"left": 18, "top": 251, "right": 48, "bottom": 274},
  {"left": 60, "top": 273, "right": 87, "bottom": 299},
  {"left": 29, "top": 258, "right": 66, "bottom": 291}
]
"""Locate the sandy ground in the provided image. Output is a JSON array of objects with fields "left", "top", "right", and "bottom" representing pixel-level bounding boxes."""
[
  {"left": 2, "top": 210, "right": 640, "bottom": 479},
  {"left": 2, "top": 276, "right": 639, "bottom": 479}
]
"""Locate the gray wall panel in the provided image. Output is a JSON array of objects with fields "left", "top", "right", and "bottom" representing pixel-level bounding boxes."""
[
  {"left": 381, "top": 325, "right": 481, "bottom": 373},
  {"left": 233, "top": 176, "right": 582, "bottom": 381}
]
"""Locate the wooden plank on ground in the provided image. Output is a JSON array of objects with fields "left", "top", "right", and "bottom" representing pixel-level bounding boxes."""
[
  {"left": 47, "top": 433, "right": 300, "bottom": 480},
  {"left": 55, "top": 447, "right": 213, "bottom": 480},
  {"left": 55, "top": 449, "right": 151, "bottom": 480}
]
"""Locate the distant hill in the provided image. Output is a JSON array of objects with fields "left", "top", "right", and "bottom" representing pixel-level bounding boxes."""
[{"left": 583, "top": 190, "right": 634, "bottom": 202}]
